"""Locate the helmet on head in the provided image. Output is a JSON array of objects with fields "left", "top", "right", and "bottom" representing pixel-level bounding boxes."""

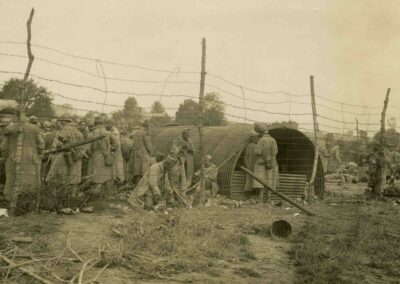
[{"left": 29, "top": 115, "right": 38, "bottom": 124}]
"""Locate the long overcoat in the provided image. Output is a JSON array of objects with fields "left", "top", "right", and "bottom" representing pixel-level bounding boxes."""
[
  {"left": 87, "top": 126, "right": 114, "bottom": 184},
  {"left": 173, "top": 136, "right": 194, "bottom": 185},
  {"left": 110, "top": 126, "right": 124, "bottom": 181},
  {"left": 128, "top": 128, "right": 153, "bottom": 177},
  {"left": 1, "top": 122, "right": 44, "bottom": 199},
  {"left": 254, "top": 134, "right": 279, "bottom": 190},
  {"left": 46, "top": 123, "right": 84, "bottom": 185}
]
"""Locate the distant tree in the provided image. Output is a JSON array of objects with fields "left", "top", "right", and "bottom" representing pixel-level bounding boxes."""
[
  {"left": 123, "top": 97, "right": 141, "bottom": 121},
  {"left": 149, "top": 101, "right": 172, "bottom": 126},
  {"left": 0, "top": 78, "right": 55, "bottom": 118},
  {"left": 373, "top": 128, "right": 400, "bottom": 148},
  {"left": 203, "top": 92, "right": 227, "bottom": 126},
  {"left": 151, "top": 101, "right": 165, "bottom": 113},
  {"left": 175, "top": 93, "right": 226, "bottom": 126},
  {"left": 175, "top": 99, "right": 200, "bottom": 125}
]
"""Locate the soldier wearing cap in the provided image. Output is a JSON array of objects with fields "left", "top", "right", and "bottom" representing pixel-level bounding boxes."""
[
  {"left": 87, "top": 115, "right": 115, "bottom": 190},
  {"left": 244, "top": 131, "right": 259, "bottom": 192},
  {"left": 129, "top": 155, "right": 178, "bottom": 210},
  {"left": 253, "top": 123, "right": 279, "bottom": 201},
  {"left": 46, "top": 115, "right": 84, "bottom": 201},
  {"left": 128, "top": 120, "right": 154, "bottom": 185},
  {"left": 173, "top": 128, "right": 195, "bottom": 187}
]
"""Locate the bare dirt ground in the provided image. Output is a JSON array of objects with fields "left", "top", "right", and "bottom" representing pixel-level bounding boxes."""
[
  {"left": 49, "top": 202, "right": 300, "bottom": 283},
  {"left": 0, "top": 196, "right": 305, "bottom": 283},
  {"left": 3, "top": 181, "right": 398, "bottom": 283}
]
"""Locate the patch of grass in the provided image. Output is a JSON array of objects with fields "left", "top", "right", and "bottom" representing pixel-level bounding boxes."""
[
  {"left": 290, "top": 197, "right": 400, "bottom": 283},
  {"left": 111, "top": 209, "right": 254, "bottom": 278},
  {"left": 234, "top": 266, "right": 262, "bottom": 278}
]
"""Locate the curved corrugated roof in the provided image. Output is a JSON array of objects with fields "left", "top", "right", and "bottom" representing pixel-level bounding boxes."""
[{"left": 151, "top": 125, "right": 324, "bottom": 198}]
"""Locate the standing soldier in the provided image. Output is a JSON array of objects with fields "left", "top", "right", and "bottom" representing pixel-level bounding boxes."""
[
  {"left": 87, "top": 115, "right": 115, "bottom": 191},
  {"left": 46, "top": 116, "right": 84, "bottom": 200},
  {"left": 319, "top": 140, "right": 330, "bottom": 175},
  {"left": 253, "top": 123, "right": 278, "bottom": 201},
  {"left": 120, "top": 129, "right": 133, "bottom": 182},
  {"left": 173, "top": 128, "right": 195, "bottom": 187},
  {"left": 194, "top": 155, "right": 219, "bottom": 197},
  {"left": 106, "top": 119, "right": 125, "bottom": 184},
  {"left": 128, "top": 121, "right": 154, "bottom": 185},
  {"left": 244, "top": 131, "right": 259, "bottom": 192},
  {"left": 77, "top": 120, "right": 90, "bottom": 178},
  {"left": 328, "top": 143, "right": 342, "bottom": 173},
  {"left": 1, "top": 109, "right": 44, "bottom": 214}
]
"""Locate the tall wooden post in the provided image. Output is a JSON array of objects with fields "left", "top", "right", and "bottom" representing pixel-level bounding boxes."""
[
  {"left": 308, "top": 75, "right": 320, "bottom": 201},
  {"left": 355, "top": 118, "right": 359, "bottom": 163},
  {"left": 374, "top": 88, "right": 390, "bottom": 200},
  {"left": 198, "top": 38, "right": 206, "bottom": 198},
  {"left": 10, "top": 8, "right": 35, "bottom": 216}
]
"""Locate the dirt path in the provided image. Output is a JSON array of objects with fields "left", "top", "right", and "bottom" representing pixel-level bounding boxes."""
[{"left": 50, "top": 205, "right": 297, "bottom": 283}]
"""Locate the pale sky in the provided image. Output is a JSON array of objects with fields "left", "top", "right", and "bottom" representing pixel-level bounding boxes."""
[{"left": 1, "top": 0, "right": 400, "bottom": 134}]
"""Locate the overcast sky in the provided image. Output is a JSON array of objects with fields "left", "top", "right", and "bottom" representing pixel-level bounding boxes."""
[{"left": 1, "top": 0, "right": 400, "bottom": 133}]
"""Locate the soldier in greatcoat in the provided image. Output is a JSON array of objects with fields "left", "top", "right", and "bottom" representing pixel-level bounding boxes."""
[
  {"left": 46, "top": 116, "right": 84, "bottom": 195},
  {"left": 173, "top": 128, "right": 195, "bottom": 187},
  {"left": 1, "top": 110, "right": 44, "bottom": 212},
  {"left": 244, "top": 131, "right": 259, "bottom": 191},
  {"left": 253, "top": 125, "right": 278, "bottom": 201},
  {"left": 128, "top": 121, "right": 154, "bottom": 185},
  {"left": 87, "top": 116, "right": 115, "bottom": 187},
  {"left": 120, "top": 130, "right": 133, "bottom": 182},
  {"left": 106, "top": 119, "right": 125, "bottom": 183},
  {"left": 328, "top": 144, "right": 342, "bottom": 173}
]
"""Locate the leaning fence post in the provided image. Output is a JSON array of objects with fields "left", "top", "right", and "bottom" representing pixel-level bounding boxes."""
[
  {"left": 308, "top": 75, "right": 320, "bottom": 201},
  {"left": 374, "top": 88, "right": 390, "bottom": 200}
]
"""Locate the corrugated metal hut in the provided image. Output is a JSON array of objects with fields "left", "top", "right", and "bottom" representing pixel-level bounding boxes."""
[{"left": 151, "top": 124, "right": 324, "bottom": 200}]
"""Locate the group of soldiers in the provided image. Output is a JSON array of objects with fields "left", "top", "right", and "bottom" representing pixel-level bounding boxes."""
[
  {"left": 0, "top": 102, "right": 282, "bottom": 214},
  {"left": 0, "top": 108, "right": 223, "bottom": 213},
  {"left": 244, "top": 122, "right": 279, "bottom": 200}
]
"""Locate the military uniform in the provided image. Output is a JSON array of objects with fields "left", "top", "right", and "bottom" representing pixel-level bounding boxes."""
[
  {"left": 1, "top": 121, "right": 44, "bottom": 200},
  {"left": 128, "top": 127, "right": 153, "bottom": 183},
  {"left": 110, "top": 126, "right": 124, "bottom": 182},
  {"left": 173, "top": 132, "right": 195, "bottom": 187},
  {"left": 254, "top": 131, "right": 279, "bottom": 199},
  {"left": 46, "top": 122, "right": 84, "bottom": 185},
  {"left": 87, "top": 124, "right": 114, "bottom": 184}
]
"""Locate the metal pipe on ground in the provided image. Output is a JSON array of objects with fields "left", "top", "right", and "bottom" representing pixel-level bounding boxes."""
[{"left": 239, "top": 166, "right": 315, "bottom": 216}]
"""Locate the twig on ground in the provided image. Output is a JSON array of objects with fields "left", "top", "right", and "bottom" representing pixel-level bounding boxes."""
[
  {"left": 82, "top": 262, "right": 110, "bottom": 284},
  {"left": 0, "top": 252, "right": 53, "bottom": 284},
  {"left": 67, "top": 232, "right": 84, "bottom": 262}
]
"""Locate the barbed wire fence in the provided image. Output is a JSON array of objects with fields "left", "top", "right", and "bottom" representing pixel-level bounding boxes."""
[{"left": 0, "top": 34, "right": 395, "bottom": 202}]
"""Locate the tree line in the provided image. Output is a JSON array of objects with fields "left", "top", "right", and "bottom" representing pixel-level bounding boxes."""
[{"left": 0, "top": 78, "right": 227, "bottom": 129}]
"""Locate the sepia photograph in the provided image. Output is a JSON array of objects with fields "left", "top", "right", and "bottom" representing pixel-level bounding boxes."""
[{"left": 0, "top": 1, "right": 399, "bottom": 283}]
